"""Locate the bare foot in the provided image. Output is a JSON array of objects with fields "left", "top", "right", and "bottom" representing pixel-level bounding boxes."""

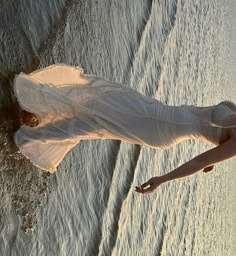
[{"left": 19, "top": 109, "right": 39, "bottom": 127}]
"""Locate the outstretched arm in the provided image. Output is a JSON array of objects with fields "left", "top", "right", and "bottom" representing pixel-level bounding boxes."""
[
  {"left": 136, "top": 137, "right": 236, "bottom": 194},
  {"left": 162, "top": 136, "right": 236, "bottom": 182}
]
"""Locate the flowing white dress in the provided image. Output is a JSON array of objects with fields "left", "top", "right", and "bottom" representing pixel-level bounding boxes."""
[{"left": 13, "top": 64, "right": 236, "bottom": 172}]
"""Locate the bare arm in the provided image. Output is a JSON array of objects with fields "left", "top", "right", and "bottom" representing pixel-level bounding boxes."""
[
  {"left": 162, "top": 136, "right": 236, "bottom": 182},
  {"left": 136, "top": 137, "right": 236, "bottom": 194}
]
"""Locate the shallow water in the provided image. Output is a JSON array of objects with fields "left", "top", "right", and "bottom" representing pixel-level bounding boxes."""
[{"left": 0, "top": 0, "right": 235, "bottom": 255}]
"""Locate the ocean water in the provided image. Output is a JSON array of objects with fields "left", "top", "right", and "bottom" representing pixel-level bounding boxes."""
[{"left": 0, "top": 0, "right": 235, "bottom": 255}]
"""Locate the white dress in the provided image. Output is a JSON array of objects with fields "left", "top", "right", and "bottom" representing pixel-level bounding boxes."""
[{"left": 13, "top": 64, "right": 236, "bottom": 172}]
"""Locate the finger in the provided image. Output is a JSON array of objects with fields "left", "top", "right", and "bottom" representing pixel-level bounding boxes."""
[
  {"left": 203, "top": 165, "right": 214, "bottom": 173},
  {"left": 141, "top": 180, "right": 152, "bottom": 189},
  {"left": 135, "top": 187, "right": 143, "bottom": 193},
  {"left": 135, "top": 187, "right": 143, "bottom": 192},
  {"left": 136, "top": 185, "right": 154, "bottom": 194},
  {"left": 135, "top": 186, "right": 145, "bottom": 193},
  {"left": 141, "top": 186, "right": 154, "bottom": 194},
  {"left": 203, "top": 166, "right": 212, "bottom": 171},
  {"left": 207, "top": 165, "right": 214, "bottom": 170}
]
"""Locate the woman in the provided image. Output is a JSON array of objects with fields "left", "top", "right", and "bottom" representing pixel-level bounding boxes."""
[{"left": 13, "top": 64, "right": 236, "bottom": 194}]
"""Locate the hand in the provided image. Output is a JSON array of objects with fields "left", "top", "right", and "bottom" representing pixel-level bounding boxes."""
[
  {"left": 135, "top": 176, "right": 164, "bottom": 194},
  {"left": 203, "top": 165, "right": 214, "bottom": 173}
]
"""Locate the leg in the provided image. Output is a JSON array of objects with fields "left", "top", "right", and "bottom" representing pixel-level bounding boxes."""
[
  {"left": 19, "top": 109, "right": 39, "bottom": 127},
  {"left": 18, "top": 116, "right": 101, "bottom": 144},
  {"left": 0, "top": 103, "right": 39, "bottom": 127}
]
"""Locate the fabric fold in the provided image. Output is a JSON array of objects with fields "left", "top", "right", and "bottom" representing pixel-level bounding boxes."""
[{"left": 13, "top": 64, "right": 236, "bottom": 172}]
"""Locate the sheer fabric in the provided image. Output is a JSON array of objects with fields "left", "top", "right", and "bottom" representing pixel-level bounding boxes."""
[{"left": 13, "top": 64, "right": 236, "bottom": 172}]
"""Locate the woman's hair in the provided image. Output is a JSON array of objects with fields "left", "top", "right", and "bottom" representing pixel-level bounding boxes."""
[{"left": 219, "top": 101, "right": 236, "bottom": 111}]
